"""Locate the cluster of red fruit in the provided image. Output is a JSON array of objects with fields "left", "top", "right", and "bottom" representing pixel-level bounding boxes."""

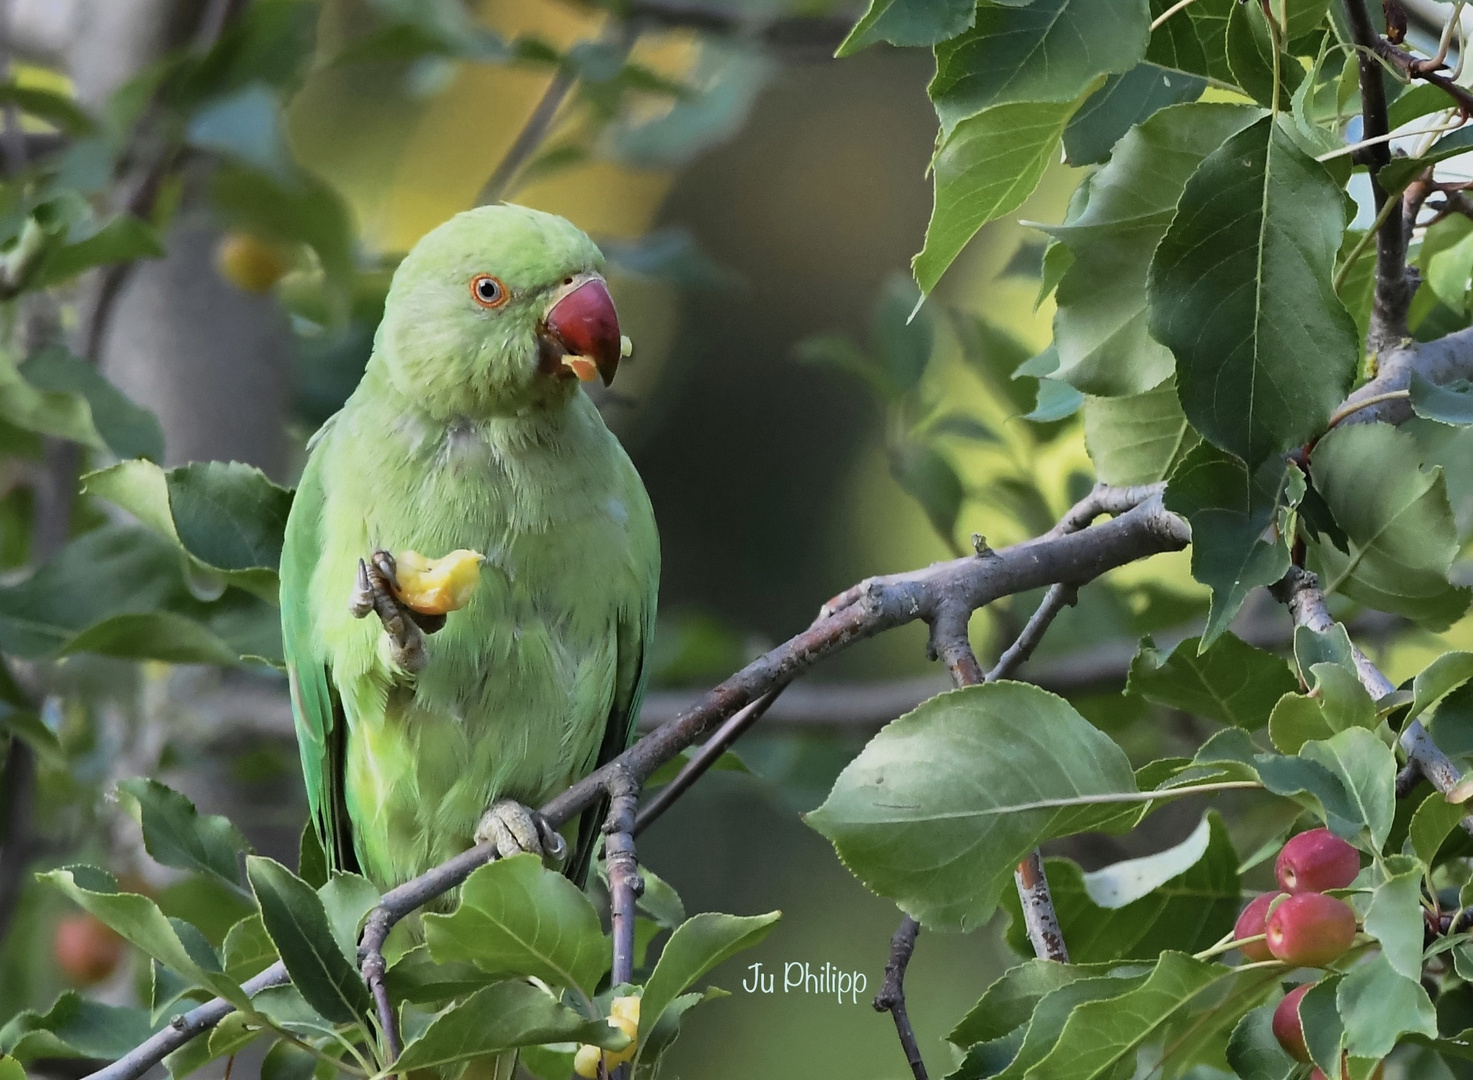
[{"left": 1233, "top": 827, "right": 1374, "bottom": 1079}]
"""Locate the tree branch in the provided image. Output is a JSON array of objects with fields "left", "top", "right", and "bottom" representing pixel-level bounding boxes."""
[
  {"left": 1332, "top": 324, "right": 1473, "bottom": 427},
  {"left": 84, "top": 488, "right": 1188, "bottom": 1080},
  {"left": 1344, "top": 0, "right": 1415, "bottom": 349}
]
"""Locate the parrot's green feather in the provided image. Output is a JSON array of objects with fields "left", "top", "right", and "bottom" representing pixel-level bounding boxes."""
[{"left": 280, "top": 205, "right": 659, "bottom": 892}]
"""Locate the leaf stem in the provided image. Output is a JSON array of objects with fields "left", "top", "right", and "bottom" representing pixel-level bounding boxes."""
[
  {"left": 1149, "top": 0, "right": 1198, "bottom": 31},
  {"left": 1194, "top": 933, "right": 1262, "bottom": 961},
  {"left": 1327, "top": 389, "right": 1410, "bottom": 427}
]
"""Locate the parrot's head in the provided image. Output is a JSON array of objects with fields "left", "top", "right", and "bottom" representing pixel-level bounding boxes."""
[{"left": 376, "top": 204, "right": 626, "bottom": 417}]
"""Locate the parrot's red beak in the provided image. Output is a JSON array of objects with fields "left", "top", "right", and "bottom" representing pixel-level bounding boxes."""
[{"left": 541, "top": 276, "right": 622, "bottom": 387}]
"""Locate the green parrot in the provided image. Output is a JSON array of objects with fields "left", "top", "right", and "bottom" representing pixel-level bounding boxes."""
[{"left": 280, "top": 204, "right": 659, "bottom": 896}]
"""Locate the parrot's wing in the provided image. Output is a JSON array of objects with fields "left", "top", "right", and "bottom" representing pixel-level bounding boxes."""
[
  {"left": 567, "top": 581, "right": 657, "bottom": 889},
  {"left": 281, "top": 441, "right": 358, "bottom": 876}
]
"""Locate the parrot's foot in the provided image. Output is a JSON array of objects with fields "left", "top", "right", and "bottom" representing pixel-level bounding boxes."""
[
  {"left": 348, "top": 550, "right": 446, "bottom": 672},
  {"left": 475, "top": 799, "right": 568, "bottom": 864}
]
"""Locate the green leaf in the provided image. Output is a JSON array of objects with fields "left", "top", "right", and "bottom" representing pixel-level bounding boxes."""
[
  {"left": 0, "top": 348, "right": 104, "bottom": 449},
  {"left": 637, "top": 911, "right": 780, "bottom": 1063},
  {"left": 211, "top": 164, "right": 352, "bottom": 286},
  {"left": 1338, "top": 953, "right": 1437, "bottom": 1058},
  {"left": 1148, "top": 116, "right": 1358, "bottom": 464},
  {"left": 260, "top": 1040, "right": 316, "bottom": 1080},
  {"left": 222, "top": 914, "right": 276, "bottom": 983},
  {"left": 0, "top": 993, "right": 160, "bottom": 1062},
  {"left": 35, "top": 215, "right": 163, "bottom": 285},
  {"left": 1410, "top": 372, "right": 1473, "bottom": 426},
  {"left": 913, "top": 99, "right": 1077, "bottom": 295},
  {"left": 1024, "top": 952, "right": 1243, "bottom": 1079},
  {"left": 1308, "top": 422, "right": 1471, "bottom": 628},
  {"left": 318, "top": 872, "right": 379, "bottom": 962},
  {"left": 0, "top": 1056, "right": 21, "bottom": 1080},
  {"left": 1126, "top": 632, "right": 1297, "bottom": 728},
  {"left": 39, "top": 867, "right": 249, "bottom": 1010},
  {"left": 1409, "top": 790, "right": 1469, "bottom": 865},
  {"left": 84, "top": 459, "right": 292, "bottom": 602},
  {"left": 1296, "top": 728, "right": 1397, "bottom": 850},
  {"left": 872, "top": 273, "right": 933, "bottom": 394},
  {"left": 1268, "top": 663, "right": 1377, "bottom": 754},
  {"left": 1226, "top": 2, "right": 1301, "bottom": 109},
  {"left": 1226, "top": 1000, "right": 1297, "bottom": 1080},
  {"left": 1146, "top": 0, "right": 1233, "bottom": 80},
  {"left": 1301, "top": 976, "right": 1344, "bottom": 1076},
  {"left": 1380, "top": 126, "right": 1473, "bottom": 194},
  {"left": 952, "top": 968, "right": 1151, "bottom": 1078},
  {"left": 1063, "top": 62, "right": 1206, "bottom": 167},
  {"left": 1163, "top": 443, "right": 1293, "bottom": 647},
  {"left": 1083, "top": 380, "right": 1199, "bottom": 485},
  {"left": 0, "top": 83, "right": 94, "bottom": 135},
  {"left": 1410, "top": 651, "right": 1473, "bottom": 721},
  {"left": 806, "top": 683, "right": 1139, "bottom": 931},
  {"left": 1294, "top": 622, "right": 1356, "bottom": 678},
  {"left": 19, "top": 348, "right": 163, "bottom": 461},
  {"left": 423, "top": 853, "right": 608, "bottom": 996},
  {"left": 385, "top": 945, "right": 499, "bottom": 1004},
  {"left": 948, "top": 959, "right": 1121, "bottom": 1049},
  {"left": 115, "top": 778, "right": 251, "bottom": 895},
  {"left": 1364, "top": 854, "right": 1427, "bottom": 979},
  {"left": 246, "top": 855, "right": 372, "bottom": 1026},
  {"left": 929, "top": 0, "right": 1149, "bottom": 136},
  {"left": 1419, "top": 216, "right": 1473, "bottom": 314},
  {"left": 1049, "top": 101, "right": 1263, "bottom": 396},
  {"left": 636, "top": 867, "right": 685, "bottom": 929},
  {"left": 890, "top": 443, "right": 964, "bottom": 545},
  {"left": 835, "top": 0, "right": 975, "bottom": 56},
  {"left": 1002, "top": 812, "right": 1239, "bottom": 961},
  {"left": 0, "top": 705, "right": 59, "bottom": 762},
  {"left": 394, "top": 981, "right": 626, "bottom": 1072}
]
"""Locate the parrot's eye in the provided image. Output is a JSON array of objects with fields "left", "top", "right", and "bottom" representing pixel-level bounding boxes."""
[{"left": 470, "top": 274, "right": 508, "bottom": 309}]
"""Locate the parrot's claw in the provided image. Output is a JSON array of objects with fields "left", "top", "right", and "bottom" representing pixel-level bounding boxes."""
[
  {"left": 348, "top": 550, "right": 445, "bottom": 673},
  {"left": 475, "top": 799, "right": 568, "bottom": 865}
]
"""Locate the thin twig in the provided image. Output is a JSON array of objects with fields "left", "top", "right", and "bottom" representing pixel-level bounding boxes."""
[
  {"left": 1150, "top": 0, "right": 1198, "bottom": 31},
  {"left": 987, "top": 583, "right": 1079, "bottom": 683},
  {"left": 872, "top": 916, "right": 927, "bottom": 1080},
  {"left": 1014, "top": 850, "right": 1069, "bottom": 962},
  {"left": 1345, "top": 0, "right": 1415, "bottom": 349}
]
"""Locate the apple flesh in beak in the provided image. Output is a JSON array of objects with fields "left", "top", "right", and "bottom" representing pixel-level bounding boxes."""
[{"left": 544, "top": 277, "right": 621, "bottom": 386}]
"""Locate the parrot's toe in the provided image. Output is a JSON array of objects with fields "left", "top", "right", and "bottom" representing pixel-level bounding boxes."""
[
  {"left": 476, "top": 799, "right": 568, "bottom": 865},
  {"left": 349, "top": 550, "right": 446, "bottom": 672}
]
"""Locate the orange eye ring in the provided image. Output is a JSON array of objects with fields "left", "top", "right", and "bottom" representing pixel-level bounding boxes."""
[{"left": 470, "top": 273, "right": 509, "bottom": 309}]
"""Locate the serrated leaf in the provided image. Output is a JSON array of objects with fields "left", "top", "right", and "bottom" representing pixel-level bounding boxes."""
[
  {"left": 1268, "top": 663, "right": 1377, "bottom": 754},
  {"left": 1408, "top": 790, "right": 1469, "bottom": 865},
  {"left": 1308, "top": 422, "right": 1471, "bottom": 628},
  {"left": 84, "top": 459, "right": 292, "bottom": 602},
  {"left": 1083, "top": 380, "right": 1199, "bottom": 485},
  {"left": 1050, "top": 101, "right": 1263, "bottom": 396},
  {"left": 914, "top": 99, "right": 1077, "bottom": 295},
  {"left": 40, "top": 867, "right": 249, "bottom": 1010},
  {"left": 1163, "top": 443, "right": 1293, "bottom": 646},
  {"left": 636, "top": 911, "right": 780, "bottom": 1065},
  {"left": 1126, "top": 632, "right": 1297, "bottom": 728},
  {"left": 1301, "top": 975, "right": 1344, "bottom": 1075},
  {"left": 318, "top": 872, "right": 378, "bottom": 962},
  {"left": 1149, "top": 116, "right": 1358, "bottom": 464},
  {"left": 1296, "top": 728, "right": 1397, "bottom": 850},
  {"left": 1063, "top": 62, "right": 1206, "bottom": 166},
  {"left": 19, "top": 347, "right": 163, "bottom": 461},
  {"left": 1146, "top": 0, "right": 1234, "bottom": 82},
  {"left": 423, "top": 853, "right": 607, "bottom": 996},
  {"left": 1023, "top": 952, "right": 1244, "bottom": 1079},
  {"left": 1338, "top": 953, "right": 1437, "bottom": 1058},
  {"left": 1410, "top": 372, "right": 1473, "bottom": 426},
  {"left": 0, "top": 992, "right": 161, "bottom": 1063},
  {"left": 1364, "top": 853, "right": 1427, "bottom": 979},
  {"left": 1381, "top": 126, "right": 1473, "bottom": 194},
  {"left": 394, "top": 981, "right": 626, "bottom": 1072},
  {"left": 222, "top": 914, "right": 275, "bottom": 983},
  {"left": 949, "top": 959, "right": 1122, "bottom": 1049},
  {"left": 1226, "top": 2, "right": 1302, "bottom": 109},
  {"left": 115, "top": 778, "right": 251, "bottom": 895},
  {"left": 807, "top": 683, "right": 1139, "bottom": 932},
  {"left": 246, "top": 855, "right": 371, "bottom": 1026},
  {"left": 1002, "top": 813, "right": 1239, "bottom": 962},
  {"left": 929, "top": 0, "right": 1149, "bottom": 136},
  {"left": 1226, "top": 1000, "right": 1297, "bottom": 1080},
  {"left": 835, "top": 0, "right": 975, "bottom": 57},
  {"left": 890, "top": 442, "right": 964, "bottom": 545}
]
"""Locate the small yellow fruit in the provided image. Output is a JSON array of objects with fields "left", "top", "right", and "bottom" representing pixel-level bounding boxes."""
[
  {"left": 573, "top": 995, "right": 640, "bottom": 1077},
  {"left": 391, "top": 549, "right": 485, "bottom": 615},
  {"left": 215, "top": 232, "right": 292, "bottom": 294}
]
